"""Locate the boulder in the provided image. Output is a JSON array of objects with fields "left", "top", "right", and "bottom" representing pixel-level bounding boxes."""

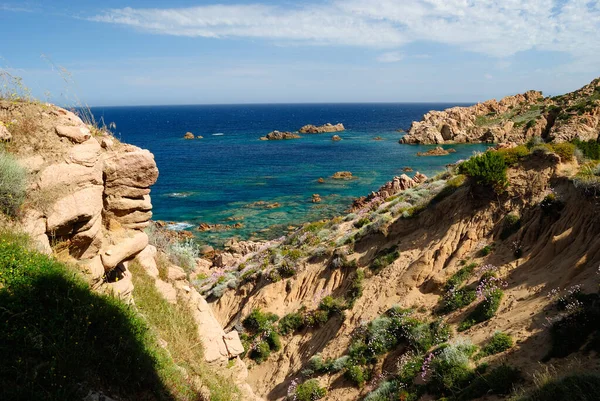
[
  {"left": 312, "top": 194, "right": 322, "bottom": 203},
  {"left": 168, "top": 265, "right": 187, "bottom": 281},
  {"left": 55, "top": 125, "right": 91, "bottom": 143},
  {"left": 46, "top": 186, "right": 104, "bottom": 235},
  {"left": 68, "top": 138, "right": 102, "bottom": 167},
  {"left": 79, "top": 255, "right": 105, "bottom": 289},
  {"left": 103, "top": 149, "right": 159, "bottom": 189},
  {"left": 155, "top": 279, "right": 177, "bottom": 304},
  {"left": 223, "top": 331, "right": 245, "bottom": 356},
  {"left": 416, "top": 146, "right": 456, "bottom": 156},
  {"left": 331, "top": 135, "right": 341, "bottom": 141},
  {"left": 260, "top": 130, "right": 301, "bottom": 140},
  {"left": 105, "top": 194, "right": 152, "bottom": 212},
  {"left": 101, "top": 231, "right": 149, "bottom": 270},
  {"left": 184, "top": 132, "right": 195, "bottom": 139},
  {"left": 135, "top": 245, "right": 159, "bottom": 278},
  {"left": 214, "top": 252, "right": 237, "bottom": 268},
  {"left": 332, "top": 171, "right": 353, "bottom": 179}
]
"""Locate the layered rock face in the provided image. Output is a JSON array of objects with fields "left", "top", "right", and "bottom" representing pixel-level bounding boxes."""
[
  {"left": 400, "top": 78, "right": 600, "bottom": 144},
  {"left": 299, "top": 122, "right": 345, "bottom": 133},
  {"left": 8, "top": 104, "right": 159, "bottom": 299}
]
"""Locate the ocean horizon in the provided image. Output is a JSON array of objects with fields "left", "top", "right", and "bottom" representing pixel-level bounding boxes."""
[{"left": 90, "top": 102, "right": 489, "bottom": 245}]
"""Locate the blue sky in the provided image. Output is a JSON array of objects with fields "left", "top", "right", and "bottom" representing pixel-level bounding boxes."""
[{"left": 1, "top": 0, "right": 599, "bottom": 106}]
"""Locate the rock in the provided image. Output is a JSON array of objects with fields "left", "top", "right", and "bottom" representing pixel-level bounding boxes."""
[
  {"left": 299, "top": 123, "right": 345, "bottom": 133},
  {"left": 350, "top": 172, "right": 428, "bottom": 211},
  {"left": 39, "top": 162, "right": 103, "bottom": 190},
  {"left": 135, "top": 245, "right": 159, "bottom": 278},
  {"left": 68, "top": 138, "right": 102, "bottom": 167},
  {"left": 312, "top": 194, "right": 322, "bottom": 203},
  {"left": 80, "top": 256, "right": 105, "bottom": 289},
  {"left": 331, "top": 135, "right": 341, "bottom": 141},
  {"left": 184, "top": 132, "right": 195, "bottom": 139},
  {"left": 416, "top": 146, "right": 456, "bottom": 156},
  {"left": 168, "top": 265, "right": 187, "bottom": 281},
  {"left": 104, "top": 265, "right": 134, "bottom": 301},
  {"left": 403, "top": 167, "right": 413, "bottom": 172},
  {"left": 214, "top": 252, "right": 237, "bottom": 268},
  {"left": 261, "top": 130, "right": 301, "bottom": 140},
  {"left": 0, "top": 124, "right": 11, "bottom": 141},
  {"left": 55, "top": 125, "right": 92, "bottom": 143},
  {"left": 100, "top": 137, "right": 114, "bottom": 149},
  {"left": 105, "top": 194, "right": 152, "bottom": 212},
  {"left": 413, "top": 172, "right": 428, "bottom": 184},
  {"left": 46, "top": 186, "right": 104, "bottom": 235},
  {"left": 317, "top": 177, "right": 325, "bottom": 183},
  {"left": 198, "top": 245, "right": 215, "bottom": 256},
  {"left": 373, "top": 136, "right": 383, "bottom": 140},
  {"left": 103, "top": 148, "right": 159, "bottom": 189},
  {"left": 101, "top": 231, "right": 149, "bottom": 271},
  {"left": 223, "top": 331, "right": 244, "bottom": 357},
  {"left": 332, "top": 171, "right": 353, "bottom": 179},
  {"left": 155, "top": 279, "right": 177, "bottom": 304}
]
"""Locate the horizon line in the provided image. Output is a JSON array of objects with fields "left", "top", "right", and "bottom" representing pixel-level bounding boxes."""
[{"left": 85, "top": 100, "right": 476, "bottom": 108}]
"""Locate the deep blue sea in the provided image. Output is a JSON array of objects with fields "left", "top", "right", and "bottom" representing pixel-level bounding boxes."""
[{"left": 90, "top": 103, "right": 489, "bottom": 245}]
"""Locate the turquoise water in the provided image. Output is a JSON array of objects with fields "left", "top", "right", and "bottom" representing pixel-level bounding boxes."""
[{"left": 90, "top": 103, "right": 489, "bottom": 245}]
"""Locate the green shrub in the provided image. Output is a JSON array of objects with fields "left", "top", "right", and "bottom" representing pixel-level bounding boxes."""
[
  {"left": 431, "top": 175, "right": 466, "bottom": 205},
  {"left": 497, "top": 145, "right": 530, "bottom": 166},
  {"left": 439, "top": 287, "right": 477, "bottom": 314},
  {"left": 428, "top": 340, "right": 477, "bottom": 395},
  {"left": 445, "top": 263, "right": 477, "bottom": 290},
  {"left": 479, "top": 245, "right": 492, "bottom": 256},
  {"left": 345, "top": 365, "right": 368, "bottom": 388},
  {"left": 346, "top": 269, "right": 365, "bottom": 307},
  {"left": 243, "top": 308, "right": 279, "bottom": 332},
  {"left": 318, "top": 296, "right": 347, "bottom": 316},
  {"left": 481, "top": 332, "right": 514, "bottom": 357},
  {"left": 549, "top": 142, "right": 576, "bottom": 162},
  {"left": 266, "top": 330, "right": 282, "bottom": 352},
  {"left": 0, "top": 151, "right": 27, "bottom": 217},
  {"left": 459, "top": 289, "right": 503, "bottom": 331},
  {"left": 250, "top": 341, "right": 271, "bottom": 364},
  {"left": 371, "top": 247, "right": 400, "bottom": 272},
  {"left": 500, "top": 214, "right": 521, "bottom": 240},
  {"left": 279, "top": 312, "right": 305, "bottom": 335},
  {"left": 354, "top": 217, "right": 370, "bottom": 228},
  {"left": 459, "top": 151, "right": 508, "bottom": 193},
  {"left": 540, "top": 193, "right": 564, "bottom": 216},
  {"left": 573, "top": 139, "right": 600, "bottom": 160},
  {"left": 295, "top": 379, "right": 327, "bottom": 401}
]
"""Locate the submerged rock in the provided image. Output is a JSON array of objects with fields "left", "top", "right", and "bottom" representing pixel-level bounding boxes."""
[
  {"left": 312, "top": 194, "right": 322, "bottom": 203},
  {"left": 331, "top": 135, "right": 342, "bottom": 141}
]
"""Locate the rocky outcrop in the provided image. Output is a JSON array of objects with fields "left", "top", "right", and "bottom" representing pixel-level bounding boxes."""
[
  {"left": 331, "top": 135, "right": 341, "bottom": 141},
  {"left": 351, "top": 171, "right": 428, "bottom": 211},
  {"left": 0, "top": 124, "right": 11, "bottom": 141},
  {"left": 332, "top": 171, "right": 353, "bottom": 179},
  {"left": 184, "top": 132, "right": 195, "bottom": 139},
  {"left": 259, "top": 130, "right": 301, "bottom": 140},
  {"left": 400, "top": 77, "right": 600, "bottom": 145},
  {"left": 416, "top": 146, "right": 456, "bottom": 156},
  {"left": 299, "top": 123, "right": 345, "bottom": 133}
]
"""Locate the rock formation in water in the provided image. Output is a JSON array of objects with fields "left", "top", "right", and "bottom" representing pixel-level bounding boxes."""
[
  {"left": 299, "top": 122, "right": 345, "bottom": 133},
  {"left": 260, "top": 130, "right": 301, "bottom": 140}
]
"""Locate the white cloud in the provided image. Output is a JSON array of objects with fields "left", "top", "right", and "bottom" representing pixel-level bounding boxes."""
[
  {"left": 377, "top": 51, "right": 403, "bottom": 63},
  {"left": 89, "top": 1, "right": 600, "bottom": 67}
]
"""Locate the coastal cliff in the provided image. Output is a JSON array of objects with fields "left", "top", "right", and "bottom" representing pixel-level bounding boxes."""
[
  {"left": 0, "top": 100, "right": 260, "bottom": 401},
  {"left": 400, "top": 78, "right": 600, "bottom": 145}
]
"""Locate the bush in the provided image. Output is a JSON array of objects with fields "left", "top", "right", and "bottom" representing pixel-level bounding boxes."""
[
  {"left": 445, "top": 263, "right": 477, "bottom": 290},
  {"left": 459, "top": 151, "right": 508, "bottom": 193},
  {"left": 439, "top": 287, "right": 477, "bottom": 315},
  {"left": 428, "top": 339, "right": 477, "bottom": 395},
  {"left": 318, "top": 296, "right": 347, "bottom": 316},
  {"left": 279, "top": 312, "right": 305, "bottom": 335},
  {"left": 346, "top": 269, "right": 365, "bottom": 307},
  {"left": 479, "top": 245, "right": 492, "bottom": 256},
  {"left": 540, "top": 193, "right": 564, "bottom": 216},
  {"left": 498, "top": 145, "right": 530, "bottom": 166},
  {"left": 243, "top": 308, "right": 279, "bottom": 333},
  {"left": 354, "top": 217, "right": 370, "bottom": 228},
  {"left": 250, "top": 341, "right": 272, "bottom": 364},
  {"left": 549, "top": 142, "right": 576, "bottom": 162},
  {"left": 294, "top": 379, "right": 327, "bottom": 401},
  {"left": 573, "top": 139, "right": 600, "bottom": 160},
  {"left": 242, "top": 309, "right": 280, "bottom": 363},
  {"left": 371, "top": 247, "right": 400, "bottom": 272},
  {"left": 345, "top": 365, "right": 368, "bottom": 388},
  {"left": 431, "top": 175, "right": 466, "bottom": 205},
  {"left": 459, "top": 289, "right": 503, "bottom": 331},
  {"left": 500, "top": 214, "right": 521, "bottom": 240},
  {"left": 0, "top": 151, "right": 27, "bottom": 217},
  {"left": 481, "top": 331, "right": 513, "bottom": 357}
]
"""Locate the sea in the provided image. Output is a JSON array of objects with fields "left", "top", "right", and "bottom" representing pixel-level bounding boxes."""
[{"left": 90, "top": 103, "right": 490, "bottom": 245}]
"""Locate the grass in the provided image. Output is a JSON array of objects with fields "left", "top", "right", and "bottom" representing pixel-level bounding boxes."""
[
  {"left": 0, "top": 230, "right": 211, "bottom": 401},
  {"left": 370, "top": 247, "right": 400, "bottom": 272},
  {"left": 129, "top": 261, "right": 239, "bottom": 400},
  {"left": 0, "top": 150, "right": 27, "bottom": 216},
  {"left": 514, "top": 374, "right": 600, "bottom": 401},
  {"left": 438, "top": 263, "right": 477, "bottom": 315}
]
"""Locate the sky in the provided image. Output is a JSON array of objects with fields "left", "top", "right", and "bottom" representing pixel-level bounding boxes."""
[{"left": 1, "top": 0, "right": 599, "bottom": 106}]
